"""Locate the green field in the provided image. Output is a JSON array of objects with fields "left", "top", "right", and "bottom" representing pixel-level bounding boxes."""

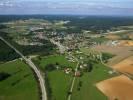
[
  {"left": 34, "top": 55, "right": 115, "bottom": 100},
  {"left": 90, "top": 37, "right": 108, "bottom": 43},
  {"left": 80, "top": 48, "right": 99, "bottom": 55},
  {"left": 71, "top": 63, "right": 114, "bottom": 100},
  {"left": 39, "top": 55, "right": 76, "bottom": 69},
  {"left": 0, "top": 60, "right": 39, "bottom": 100},
  {"left": 47, "top": 71, "right": 71, "bottom": 100},
  {"left": 35, "top": 55, "right": 76, "bottom": 100}
]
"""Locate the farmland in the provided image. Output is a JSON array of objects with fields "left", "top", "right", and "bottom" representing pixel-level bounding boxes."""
[
  {"left": 96, "top": 75, "right": 133, "bottom": 100},
  {"left": 113, "top": 56, "right": 133, "bottom": 74},
  {"left": 33, "top": 54, "right": 116, "bottom": 100},
  {"left": 0, "top": 15, "right": 133, "bottom": 100},
  {"left": 71, "top": 63, "right": 115, "bottom": 100},
  {"left": 33, "top": 54, "right": 117, "bottom": 100},
  {"left": 47, "top": 71, "right": 71, "bottom": 100},
  {"left": 0, "top": 60, "right": 39, "bottom": 100},
  {"left": 33, "top": 55, "right": 76, "bottom": 100},
  {"left": 39, "top": 55, "right": 77, "bottom": 69},
  {"left": 91, "top": 43, "right": 133, "bottom": 66}
]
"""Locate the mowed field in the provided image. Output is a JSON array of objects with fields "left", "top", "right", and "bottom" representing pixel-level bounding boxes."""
[
  {"left": 113, "top": 56, "right": 133, "bottom": 74},
  {"left": 96, "top": 75, "right": 133, "bottom": 100},
  {"left": 0, "top": 60, "right": 39, "bottom": 100},
  {"left": 91, "top": 44, "right": 133, "bottom": 66}
]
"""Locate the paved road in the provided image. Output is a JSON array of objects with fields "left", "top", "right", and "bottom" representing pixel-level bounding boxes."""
[
  {"left": 67, "top": 55, "right": 79, "bottom": 100},
  {"left": 0, "top": 36, "right": 47, "bottom": 100},
  {"left": 50, "top": 38, "right": 79, "bottom": 100},
  {"left": 50, "top": 39, "right": 66, "bottom": 54}
]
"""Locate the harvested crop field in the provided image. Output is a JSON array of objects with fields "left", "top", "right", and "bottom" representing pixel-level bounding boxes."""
[
  {"left": 96, "top": 75, "right": 133, "bottom": 100},
  {"left": 91, "top": 44, "right": 133, "bottom": 66},
  {"left": 113, "top": 56, "right": 133, "bottom": 74},
  {"left": 119, "top": 40, "right": 133, "bottom": 46},
  {"left": 129, "top": 34, "right": 133, "bottom": 39},
  {"left": 106, "top": 34, "right": 121, "bottom": 40}
]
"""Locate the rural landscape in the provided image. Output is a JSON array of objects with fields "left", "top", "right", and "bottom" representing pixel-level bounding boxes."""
[{"left": 0, "top": 0, "right": 133, "bottom": 100}]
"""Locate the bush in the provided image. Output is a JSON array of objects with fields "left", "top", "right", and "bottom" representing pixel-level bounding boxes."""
[
  {"left": 45, "top": 64, "right": 56, "bottom": 72},
  {"left": 102, "top": 52, "right": 114, "bottom": 62},
  {"left": 45, "top": 73, "right": 52, "bottom": 100},
  {"left": 0, "top": 72, "right": 11, "bottom": 81}
]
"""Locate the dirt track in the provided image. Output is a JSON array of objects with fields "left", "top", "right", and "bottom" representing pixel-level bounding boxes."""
[{"left": 96, "top": 75, "right": 133, "bottom": 100}]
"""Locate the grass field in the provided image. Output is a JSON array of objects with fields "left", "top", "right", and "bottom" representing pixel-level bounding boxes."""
[
  {"left": 39, "top": 55, "right": 76, "bottom": 69},
  {"left": 71, "top": 63, "right": 115, "bottom": 100},
  {"left": 34, "top": 55, "right": 116, "bottom": 100},
  {"left": 36, "top": 55, "right": 76, "bottom": 100},
  {"left": 90, "top": 37, "right": 108, "bottom": 43},
  {"left": 80, "top": 48, "right": 99, "bottom": 55},
  {"left": 48, "top": 71, "right": 71, "bottom": 100},
  {"left": 0, "top": 60, "right": 39, "bottom": 100}
]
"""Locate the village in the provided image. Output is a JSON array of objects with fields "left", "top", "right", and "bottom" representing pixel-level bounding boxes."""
[{"left": 1, "top": 18, "right": 133, "bottom": 100}]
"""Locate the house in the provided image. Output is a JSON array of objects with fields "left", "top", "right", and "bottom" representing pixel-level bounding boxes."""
[
  {"left": 64, "top": 68, "right": 72, "bottom": 74},
  {"left": 75, "top": 71, "right": 81, "bottom": 77},
  {"left": 80, "top": 65, "right": 84, "bottom": 69}
]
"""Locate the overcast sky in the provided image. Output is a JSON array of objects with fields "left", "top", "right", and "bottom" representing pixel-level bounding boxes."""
[{"left": 0, "top": 0, "right": 133, "bottom": 16}]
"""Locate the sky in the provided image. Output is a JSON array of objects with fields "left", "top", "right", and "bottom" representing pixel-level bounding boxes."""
[{"left": 0, "top": 0, "right": 133, "bottom": 16}]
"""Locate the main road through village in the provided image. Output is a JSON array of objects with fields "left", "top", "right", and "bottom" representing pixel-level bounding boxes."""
[
  {"left": 0, "top": 36, "right": 47, "bottom": 100},
  {"left": 49, "top": 38, "right": 80, "bottom": 100}
]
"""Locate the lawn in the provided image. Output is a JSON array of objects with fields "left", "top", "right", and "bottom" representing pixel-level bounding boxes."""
[
  {"left": 71, "top": 63, "right": 115, "bottom": 100},
  {"left": 0, "top": 60, "right": 39, "bottom": 100}
]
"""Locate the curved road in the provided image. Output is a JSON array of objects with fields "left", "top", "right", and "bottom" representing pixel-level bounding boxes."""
[{"left": 0, "top": 36, "right": 47, "bottom": 100}]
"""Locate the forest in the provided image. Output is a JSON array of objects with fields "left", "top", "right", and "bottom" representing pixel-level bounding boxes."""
[{"left": 0, "top": 31, "right": 55, "bottom": 62}]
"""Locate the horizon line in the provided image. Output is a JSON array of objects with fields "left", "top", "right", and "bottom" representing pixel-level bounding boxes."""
[{"left": 0, "top": 14, "right": 133, "bottom": 17}]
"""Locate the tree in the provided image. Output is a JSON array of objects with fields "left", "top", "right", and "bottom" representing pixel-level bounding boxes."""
[
  {"left": 87, "top": 62, "right": 93, "bottom": 72},
  {"left": 55, "top": 62, "right": 59, "bottom": 65},
  {"left": 0, "top": 72, "right": 11, "bottom": 81},
  {"left": 45, "top": 64, "right": 56, "bottom": 71}
]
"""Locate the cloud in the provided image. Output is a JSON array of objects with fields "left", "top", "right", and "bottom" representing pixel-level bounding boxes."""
[
  {"left": 0, "top": 0, "right": 133, "bottom": 15},
  {"left": 0, "top": 0, "right": 14, "bottom": 7}
]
